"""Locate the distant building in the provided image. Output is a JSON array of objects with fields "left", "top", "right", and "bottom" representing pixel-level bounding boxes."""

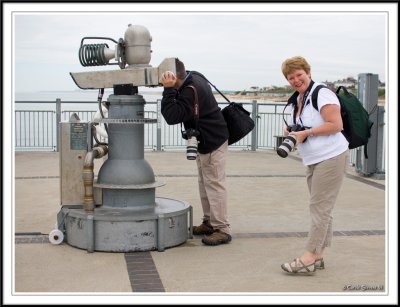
[
  {"left": 333, "top": 77, "right": 357, "bottom": 88},
  {"left": 239, "top": 76, "right": 384, "bottom": 96},
  {"left": 334, "top": 81, "right": 355, "bottom": 88}
]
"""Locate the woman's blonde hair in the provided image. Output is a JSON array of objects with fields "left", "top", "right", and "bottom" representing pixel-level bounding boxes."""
[{"left": 281, "top": 56, "right": 311, "bottom": 79}]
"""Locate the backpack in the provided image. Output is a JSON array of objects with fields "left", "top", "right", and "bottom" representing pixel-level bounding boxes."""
[{"left": 311, "top": 85, "right": 374, "bottom": 158}]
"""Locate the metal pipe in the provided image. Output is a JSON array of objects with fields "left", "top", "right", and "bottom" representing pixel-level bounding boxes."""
[
  {"left": 87, "top": 214, "right": 94, "bottom": 253},
  {"left": 83, "top": 145, "right": 108, "bottom": 212}
]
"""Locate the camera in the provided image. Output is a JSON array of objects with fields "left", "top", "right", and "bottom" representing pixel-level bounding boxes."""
[
  {"left": 287, "top": 124, "right": 305, "bottom": 134},
  {"left": 276, "top": 124, "right": 308, "bottom": 158},
  {"left": 181, "top": 129, "right": 200, "bottom": 160}
]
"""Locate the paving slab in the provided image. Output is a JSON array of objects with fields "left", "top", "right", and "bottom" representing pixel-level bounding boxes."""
[{"left": 6, "top": 150, "right": 394, "bottom": 305}]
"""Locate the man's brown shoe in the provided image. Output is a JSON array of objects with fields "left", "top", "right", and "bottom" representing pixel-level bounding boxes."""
[
  {"left": 201, "top": 230, "right": 232, "bottom": 246},
  {"left": 193, "top": 220, "right": 214, "bottom": 235}
]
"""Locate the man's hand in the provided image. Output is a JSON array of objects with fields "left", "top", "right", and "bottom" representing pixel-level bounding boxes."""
[{"left": 159, "top": 71, "right": 177, "bottom": 88}]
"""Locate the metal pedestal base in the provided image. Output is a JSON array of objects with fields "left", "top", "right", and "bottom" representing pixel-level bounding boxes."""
[{"left": 57, "top": 197, "right": 193, "bottom": 252}]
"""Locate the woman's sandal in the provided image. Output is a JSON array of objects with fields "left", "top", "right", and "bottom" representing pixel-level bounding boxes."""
[
  {"left": 315, "top": 258, "right": 325, "bottom": 270},
  {"left": 281, "top": 258, "right": 316, "bottom": 275}
]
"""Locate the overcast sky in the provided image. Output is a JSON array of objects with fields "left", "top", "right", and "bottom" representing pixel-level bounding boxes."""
[{"left": 10, "top": 3, "right": 391, "bottom": 93}]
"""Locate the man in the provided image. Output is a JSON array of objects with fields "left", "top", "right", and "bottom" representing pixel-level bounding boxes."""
[{"left": 159, "top": 58, "right": 231, "bottom": 246}]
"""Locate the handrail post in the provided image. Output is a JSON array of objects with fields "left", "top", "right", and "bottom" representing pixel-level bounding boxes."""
[
  {"left": 376, "top": 106, "right": 385, "bottom": 177},
  {"left": 56, "top": 98, "right": 61, "bottom": 152},
  {"left": 251, "top": 100, "right": 257, "bottom": 151},
  {"left": 156, "top": 99, "right": 162, "bottom": 151}
]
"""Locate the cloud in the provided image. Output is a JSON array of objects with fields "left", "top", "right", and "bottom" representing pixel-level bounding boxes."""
[{"left": 12, "top": 8, "right": 388, "bottom": 92}]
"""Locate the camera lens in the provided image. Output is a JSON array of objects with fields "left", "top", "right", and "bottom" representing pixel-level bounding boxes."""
[
  {"left": 186, "top": 136, "right": 198, "bottom": 160},
  {"left": 277, "top": 135, "right": 297, "bottom": 158}
]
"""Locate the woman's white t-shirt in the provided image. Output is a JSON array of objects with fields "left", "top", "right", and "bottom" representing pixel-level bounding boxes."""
[{"left": 288, "top": 83, "right": 349, "bottom": 165}]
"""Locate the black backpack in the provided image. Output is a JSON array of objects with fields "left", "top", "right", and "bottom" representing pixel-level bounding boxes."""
[{"left": 311, "top": 85, "right": 374, "bottom": 158}]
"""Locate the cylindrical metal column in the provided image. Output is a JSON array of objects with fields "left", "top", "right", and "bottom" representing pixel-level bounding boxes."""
[
  {"left": 97, "top": 94, "right": 156, "bottom": 208},
  {"left": 356, "top": 73, "right": 379, "bottom": 176}
]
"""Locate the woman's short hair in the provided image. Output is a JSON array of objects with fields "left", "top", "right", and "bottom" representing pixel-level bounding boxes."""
[{"left": 281, "top": 56, "right": 311, "bottom": 79}]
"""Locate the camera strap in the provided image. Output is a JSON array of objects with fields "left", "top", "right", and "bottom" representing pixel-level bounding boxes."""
[
  {"left": 283, "top": 80, "right": 314, "bottom": 127},
  {"left": 293, "top": 80, "right": 314, "bottom": 125},
  {"left": 180, "top": 85, "right": 199, "bottom": 134}
]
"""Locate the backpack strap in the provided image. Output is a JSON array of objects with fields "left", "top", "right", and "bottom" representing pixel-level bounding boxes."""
[
  {"left": 190, "top": 70, "right": 232, "bottom": 103},
  {"left": 336, "top": 86, "right": 352, "bottom": 98},
  {"left": 311, "top": 85, "right": 327, "bottom": 111}
]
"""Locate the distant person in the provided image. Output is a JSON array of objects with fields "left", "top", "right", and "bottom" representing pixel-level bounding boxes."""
[
  {"left": 279, "top": 56, "right": 349, "bottom": 274},
  {"left": 159, "top": 58, "right": 232, "bottom": 246}
]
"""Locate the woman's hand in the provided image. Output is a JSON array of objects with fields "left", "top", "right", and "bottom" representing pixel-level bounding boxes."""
[
  {"left": 290, "top": 129, "right": 310, "bottom": 145},
  {"left": 283, "top": 126, "right": 289, "bottom": 137}
]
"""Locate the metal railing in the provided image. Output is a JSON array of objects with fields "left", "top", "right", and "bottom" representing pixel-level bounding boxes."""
[
  {"left": 14, "top": 99, "right": 385, "bottom": 173},
  {"left": 15, "top": 110, "right": 56, "bottom": 150},
  {"left": 14, "top": 100, "right": 264, "bottom": 151}
]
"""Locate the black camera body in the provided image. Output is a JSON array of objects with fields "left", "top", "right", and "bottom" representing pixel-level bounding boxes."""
[
  {"left": 287, "top": 124, "right": 306, "bottom": 133},
  {"left": 181, "top": 128, "right": 200, "bottom": 160},
  {"left": 181, "top": 128, "right": 200, "bottom": 140},
  {"left": 287, "top": 124, "right": 309, "bottom": 142}
]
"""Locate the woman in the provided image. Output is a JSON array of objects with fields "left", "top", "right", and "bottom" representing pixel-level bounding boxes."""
[{"left": 280, "top": 56, "right": 349, "bottom": 274}]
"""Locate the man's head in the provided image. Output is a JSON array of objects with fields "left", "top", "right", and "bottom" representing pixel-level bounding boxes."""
[
  {"left": 175, "top": 58, "right": 187, "bottom": 79},
  {"left": 173, "top": 58, "right": 187, "bottom": 88},
  {"left": 159, "top": 58, "right": 187, "bottom": 88}
]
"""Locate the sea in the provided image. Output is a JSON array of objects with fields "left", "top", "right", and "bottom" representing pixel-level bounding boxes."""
[
  {"left": 14, "top": 90, "right": 287, "bottom": 113},
  {"left": 14, "top": 90, "right": 162, "bottom": 111}
]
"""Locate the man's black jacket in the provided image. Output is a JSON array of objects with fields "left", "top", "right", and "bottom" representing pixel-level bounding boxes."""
[{"left": 161, "top": 71, "right": 229, "bottom": 154}]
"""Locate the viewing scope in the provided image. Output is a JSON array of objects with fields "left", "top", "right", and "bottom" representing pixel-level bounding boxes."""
[
  {"left": 78, "top": 24, "right": 152, "bottom": 69},
  {"left": 78, "top": 37, "right": 123, "bottom": 68},
  {"left": 70, "top": 24, "right": 176, "bottom": 89}
]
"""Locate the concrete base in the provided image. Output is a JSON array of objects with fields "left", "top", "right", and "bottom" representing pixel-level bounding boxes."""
[{"left": 57, "top": 197, "right": 192, "bottom": 252}]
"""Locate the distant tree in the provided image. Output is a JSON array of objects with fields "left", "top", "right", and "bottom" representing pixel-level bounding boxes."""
[{"left": 264, "top": 86, "right": 292, "bottom": 94}]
